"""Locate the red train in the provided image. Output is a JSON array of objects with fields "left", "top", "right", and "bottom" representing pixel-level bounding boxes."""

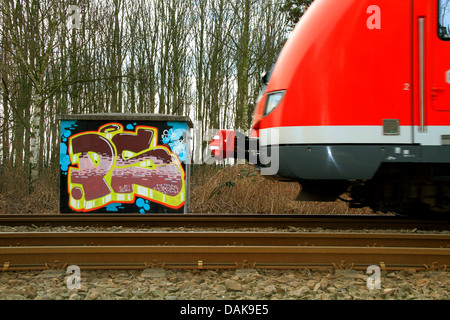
[{"left": 211, "top": 0, "right": 450, "bottom": 216}]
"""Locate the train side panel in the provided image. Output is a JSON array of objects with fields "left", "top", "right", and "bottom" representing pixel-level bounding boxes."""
[{"left": 257, "top": 0, "right": 413, "bottom": 146}]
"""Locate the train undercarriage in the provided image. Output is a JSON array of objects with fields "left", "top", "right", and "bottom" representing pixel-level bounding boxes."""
[
  {"left": 295, "top": 163, "right": 450, "bottom": 216},
  {"left": 347, "top": 163, "right": 450, "bottom": 216}
]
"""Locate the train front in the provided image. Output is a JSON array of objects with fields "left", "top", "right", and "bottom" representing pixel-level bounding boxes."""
[
  {"left": 210, "top": 0, "right": 333, "bottom": 182},
  {"left": 209, "top": 0, "right": 398, "bottom": 203}
]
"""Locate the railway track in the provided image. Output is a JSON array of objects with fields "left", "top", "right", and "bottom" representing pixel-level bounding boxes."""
[
  {"left": 1, "top": 213, "right": 450, "bottom": 230},
  {"left": 1, "top": 230, "right": 449, "bottom": 272},
  {"left": 0, "top": 231, "right": 449, "bottom": 247},
  {"left": 1, "top": 214, "right": 449, "bottom": 271}
]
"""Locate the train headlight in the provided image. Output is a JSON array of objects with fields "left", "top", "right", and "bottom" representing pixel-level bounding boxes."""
[{"left": 264, "top": 90, "right": 285, "bottom": 116}]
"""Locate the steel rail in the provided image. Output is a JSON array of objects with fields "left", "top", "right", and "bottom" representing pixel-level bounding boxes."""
[
  {"left": 1, "top": 231, "right": 449, "bottom": 271},
  {"left": 1, "top": 215, "right": 449, "bottom": 271},
  {"left": 1, "top": 245, "right": 449, "bottom": 271},
  {"left": 0, "top": 232, "right": 449, "bottom": 248},
  {"left": 0, "top": 214, "right": 449, "bottom": 230}
]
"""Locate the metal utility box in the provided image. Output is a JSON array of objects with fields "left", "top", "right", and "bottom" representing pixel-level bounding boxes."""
[{"left": 59, "top": 113, "right": 193, "bottom": 214}]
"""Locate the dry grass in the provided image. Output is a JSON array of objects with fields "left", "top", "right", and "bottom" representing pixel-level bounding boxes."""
[
  {"left": 0, "top": 166, "right": 59, "bottom": 214},
  {"left": 190, "top": 164, "right": 373, "bottom": 215},
  {"left": 0, "top": 164, "right": 374, "bottom": 215}
]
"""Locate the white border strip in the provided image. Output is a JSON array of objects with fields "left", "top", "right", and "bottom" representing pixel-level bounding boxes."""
[
  {"left": 260, "top": 126, "right": 450, "bottom": 146},
  {"left": 260, "top": 126, "right": 411, "bottom": 146},
  {"left": 414, "top": 126, "right": 450, "bottom": 146}
]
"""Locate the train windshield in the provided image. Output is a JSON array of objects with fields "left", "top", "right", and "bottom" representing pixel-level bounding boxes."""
[
  {"left": 256, "top": 62, "right": 276, "bottom": 103},
  {"left": 261, "top": 63, "right": 275, "bottom": 85},
  {"left": 256, "top": 54, "right": 280, "bottom": 103},
  {"left": 439, "top": 0, "right": 450, "bottom": 39}
]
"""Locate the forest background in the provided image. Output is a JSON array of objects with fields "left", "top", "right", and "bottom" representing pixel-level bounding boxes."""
[{"left": 0, "top": 0, "right": 364, "bottom": 215}]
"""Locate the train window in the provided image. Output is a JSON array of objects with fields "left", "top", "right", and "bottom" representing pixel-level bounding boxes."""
[{"left": 439, "top": 0, "right": 450, "bottom": 39}]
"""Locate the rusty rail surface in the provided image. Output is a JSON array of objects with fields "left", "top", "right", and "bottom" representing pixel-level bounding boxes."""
[
  {"left": 1, "top": 246, "right": 449, "bottom": 271},
  {"left": 0, "top": 231, "right": 449, "bottom": 248},
  {"left": 1, "top": 214, "right": 449, "bottom": 230},
  {"left": 1, "top": 231, "right": 449, "bottom": 271}
]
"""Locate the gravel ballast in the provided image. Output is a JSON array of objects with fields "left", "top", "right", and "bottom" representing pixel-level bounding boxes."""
[
  {"left": 0, "top": 225, "right": 449, "bottom": 300},
  {"left": 0, "top": 267, "right": 448, "bottom": 300}
]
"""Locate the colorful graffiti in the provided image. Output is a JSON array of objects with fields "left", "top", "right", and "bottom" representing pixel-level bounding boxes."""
[{"left": 62, "top": 122, "right": 186, "bottom": 212}]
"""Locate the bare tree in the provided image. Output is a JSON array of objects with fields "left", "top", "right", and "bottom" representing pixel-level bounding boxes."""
[{"left": 0, "top": 0, "right": 289, "bottom": 183}]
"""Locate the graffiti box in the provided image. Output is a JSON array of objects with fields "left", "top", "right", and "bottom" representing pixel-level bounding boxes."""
[{"left": 59, "top": 113, "right": 193, "bottom": 214}]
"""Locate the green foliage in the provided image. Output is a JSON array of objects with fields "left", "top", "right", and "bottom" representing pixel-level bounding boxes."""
[{"left": 224, "top": 181, "right": 236, "bottom": 187}]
